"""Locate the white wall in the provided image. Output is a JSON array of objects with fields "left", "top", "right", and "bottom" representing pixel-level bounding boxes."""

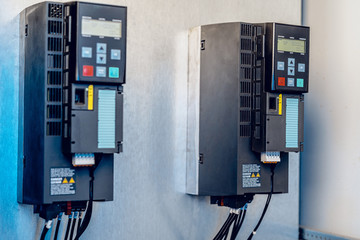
[
  {"left": 301, "top": 0, "right": 360, "bottom": 239},
  {"left": 0, "top": 0, "right": 302, "bottom": 239}
]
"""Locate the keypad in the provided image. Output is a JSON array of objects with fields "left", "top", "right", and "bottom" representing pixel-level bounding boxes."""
[
  {"left": 80, "top": 41, "right": 121, "bottom": 80},
  {"left": 276, "top": 57, "right": 306, "bottom": 89}
]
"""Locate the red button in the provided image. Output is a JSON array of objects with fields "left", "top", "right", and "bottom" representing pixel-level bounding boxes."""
[
  {"left": 278, "top": 77, "right": 285, "bottom": 86},
  {"left": 83, "top": 65, "right": 94, "bottom": 77}
]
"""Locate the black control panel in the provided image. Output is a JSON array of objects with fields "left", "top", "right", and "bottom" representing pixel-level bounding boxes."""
[
  {"left": 264, "top": 23, "right": 309, "bottom": 93},
  {"left": 65, "top": 2, "right": 126, "bottom": 84}
]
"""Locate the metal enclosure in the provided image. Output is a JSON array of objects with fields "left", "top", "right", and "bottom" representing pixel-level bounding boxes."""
[
  {"left": 18, "top": 2, "right": 126, "bottom": 206},
  {"left": 187, "top": 22, "right": 309, "bottom": 197}
]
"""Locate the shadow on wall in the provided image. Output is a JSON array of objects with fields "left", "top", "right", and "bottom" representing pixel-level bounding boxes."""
[{"left": 0, "top": 16, "right": 40, "bottom": 240}]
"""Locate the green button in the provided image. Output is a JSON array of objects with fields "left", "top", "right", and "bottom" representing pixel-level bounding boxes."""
[
  {"left": 109, "top": 67, "right": 119, "bottom": 78},
  {"left": 297, "top": 78, "right": 304, "bottom": 88}
]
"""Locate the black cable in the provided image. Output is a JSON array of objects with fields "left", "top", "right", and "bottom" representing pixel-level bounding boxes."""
[
  {"left": 247, "top": 164, "right": 276, "bottom": 240},
  {"left": 74, "top": 154, "right": 102, "bottom": 240},
  {"left": 54, "top": 213, "right": 62, "bottom": 240},
  {"left": 216, "top": 213, "right": 237, "bottom": 240},
  {"left": 40, "top": 220, "right": 52, "bottom": 240},
  {"left": 40, "top": 225, "right": 49, "bottom": 240},
  {"left": 77, "top": 212, "right": 83, "bottom": 235},
  {"left": 65, "top": 213, "right": 73, "bottom": 240},
  {"left": 230, "top": 207, "right": 247, "bottom": 240},
  {"left": 213, "top": 213, "right": 232, "bottom": 240},
  {"left": 230, "top": 210, "right": 242, "bottom": 240},
  {"left": 70, "top": 212, "right": 78, "bottom": 240}
]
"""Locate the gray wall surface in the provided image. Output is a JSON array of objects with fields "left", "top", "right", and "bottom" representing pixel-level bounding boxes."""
[
  {"left": 0, "top": 0, "right": 302, "bottom": 239},
  {"left": 301, "top": 1, "right": 360, "bottom": 239}
]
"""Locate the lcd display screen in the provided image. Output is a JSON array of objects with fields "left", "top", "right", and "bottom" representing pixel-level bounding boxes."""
[
  {"left": 82, "top": 18, "right": 122, "bottom": 38},
  {"left": 277, "top": 38, "right": 305, "bottom": 53}
]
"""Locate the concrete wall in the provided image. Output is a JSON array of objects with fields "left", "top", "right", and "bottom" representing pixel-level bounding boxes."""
[
  {"left": 301, "top": 1, "right": 360, "bottom": 239},
  {"left": 0, "top": 0, "right": 302, "bottom": 239}
]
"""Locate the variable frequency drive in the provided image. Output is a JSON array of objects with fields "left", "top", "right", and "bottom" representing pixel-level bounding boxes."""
[{"left": 186, "top": 22, "right": 309, "bottom": 199}]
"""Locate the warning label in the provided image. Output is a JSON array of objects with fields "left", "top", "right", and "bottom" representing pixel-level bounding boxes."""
[
  {"left": 242, "top": 164, "right": 261, "bottom": 188},
  {"left": 50, "top": 168, "right": 76, "bottom": 196}
]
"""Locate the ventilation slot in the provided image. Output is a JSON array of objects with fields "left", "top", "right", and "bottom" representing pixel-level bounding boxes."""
[
  {"left": 241, "top": 24, "right": 253, "bottom": 36},
  {"left": 47, "top": 105, "right": 61, "bottom": 119},
  {"left": 240, "top": 96, "right": 251, "bottom": 108},
  {"left": 240, "top": 125, "right": 251, "bottom": 137},
  {"left": 240, "top": 67, "right": 252, "bottom": 80},
  {"left": 48, "top": 21, "right": 62, "bottom": 35},
  {"left": 47, "top": 122, "right": 61, "bottom": 136},
  {"left": 47, "top": 88, "right": 61, "bottom": 102},
  {"left": 48, "top": 37, "right": 62, "bottom": 51},
  {"left": 47, "top": 54, "right": 62, "bottom": 69},
  {"left": 240, "top": 82, "right": 251, "bottom": 94},
  {"left": 48, "top": 4, "right": 63, "bottom": 18},
  {"left": 241, "top": 53, "right": 252, "bottom": 65},
  {"left": 240, "top": 111, "right": 251, "bottom": 122},
  {"left": 47, "top": 71, "right": 61, "bottom": 85},
  {"left": 241, "top": 39, "right": 252, "bottom": 51}
]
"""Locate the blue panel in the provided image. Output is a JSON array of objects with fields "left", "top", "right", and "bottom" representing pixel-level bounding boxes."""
[
  {"left": 286, "top": 98, "right": 299, "bottom": 148},
  {"left": 98, "top": 90, "right": 116, "bottom": 149}
]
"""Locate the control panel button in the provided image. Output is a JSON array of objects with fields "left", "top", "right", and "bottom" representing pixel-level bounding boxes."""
[
  {"left": 97, "top": 43, "right": 107, "bottom": 53},
  {"left": 83, "top": 65, "right": 94, "bottom": 77},
  {"left": 298, "top": 63, "right": 305, "bottom": 72},
  {"left": 297, "top": 78, "right": 304, "bottom": 88},
  {"left": 96, "top": 67, "right": 106, "bottom": 77},
  {"left": 82, "top": 47, "right": 92, "bottom": 58},
  {"left": 109, "top": 67, "right": 119, "bottom": 78},
  {"left": 288, "top": 67, "right": 295, "bottom": 76},
  {"left": 278, "top": 77, "right": 285, "bottom": 86},
  {"left": 288, "top": 58, "right": 295, "bottom": 67},
  {"left": 277, "top": 61, "right": 284, "bottom": 71},
  {"left": 111, "top": 49, "right": 121, "bottom": 60},
  {"left": 287, "top": 78, "right": 295, "bottom": 87},
  {"left": 97, "top": 54, "right": 107, "bottom": 64}
]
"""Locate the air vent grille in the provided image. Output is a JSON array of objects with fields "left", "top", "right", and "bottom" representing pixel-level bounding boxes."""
[
  {"left": 48, "top": 4, "right": 63, "bottom": 18},
  {"left": 47, "top": 122, "right": 61, "bottom": 136},
  {"left": 47, "top": 105, "right": 61, "bottom": 119},
  {"left": 239, "top": 23, "right": 254, "bottom": 138},
  {"left": 46, "top": 4, "right": 63, "bottom": 136},
  {"left": 48, "top": 37, "right": 62, "bottom": 51}
]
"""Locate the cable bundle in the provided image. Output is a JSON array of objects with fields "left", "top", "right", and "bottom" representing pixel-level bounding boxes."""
[{"left": 213, "top": 205, "right": 247, "bottom": 240}]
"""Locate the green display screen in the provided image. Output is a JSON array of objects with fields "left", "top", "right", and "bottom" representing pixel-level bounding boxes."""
[{"left": 277, "top": 38, "right": 305, "bottom": 53}]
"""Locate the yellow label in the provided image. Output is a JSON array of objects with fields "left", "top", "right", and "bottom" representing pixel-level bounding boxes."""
[
  {"left": 88, "top": 85, "right": 94, "bottom": 110},
  {"left": 69, "top": 177, "right": 75, "bottom": 183},
  {"left": 62, "top": 178, "right": 68, "bottom": 184},
  {"left": 278, "top": 94, "right": 283, "bottom": 115}
]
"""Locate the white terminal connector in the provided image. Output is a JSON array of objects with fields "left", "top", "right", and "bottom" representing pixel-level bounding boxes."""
[
  {"left": 72, "top": 153, "right": 95, "bottom": 167},
  {"left": 261, "top": 151, "right": 281, "bottom": 163}
]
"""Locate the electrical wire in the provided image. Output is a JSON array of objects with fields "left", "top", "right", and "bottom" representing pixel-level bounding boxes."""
[
  {"left": 77, "top": 212, "right": 83, "bottom": 235},
  {"left": 74, "top": 154, "right": 103, "bottom": 240},
  {"left": 54, "top": 213, "right": 63, "bottom": 240},
  {"left": 228, "top": 204, "right": 248, "bottom": 240},
  {"left": 213, "top": 213, "right": 233, "bottom": 240},
  {"left": 40, "top": 220, "right": 53, "bottom": 240},
  {"left": 65, "top": 212, "right": 73, "bottom": 240},
  {"left": 70, "top": 212, "right": 78, "bottom": 240},
  {"left": 247, "top": 164, "right": 277, "bottom": 240}
]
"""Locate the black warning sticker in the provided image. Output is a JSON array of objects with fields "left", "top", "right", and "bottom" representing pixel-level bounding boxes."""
[
  {"left": 242, "top": 164, "right": 261, "bottom": 188},
  {"left": 50, "top": 168, "right": 76, "bottom": 196}
]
